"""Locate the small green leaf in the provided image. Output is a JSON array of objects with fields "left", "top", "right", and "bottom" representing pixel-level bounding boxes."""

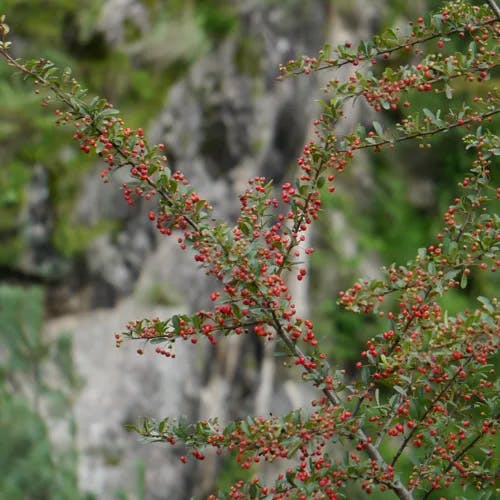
[
  {"left": 460, "top": 272, "right": 468, "bottom": 289},
  {"left": 238, "top": 220, "right": 250, "bottom": 236},
  {"left": 95, "top": 141, "right": 105, "bottom": 154},
  {"left": 287, "top": 438, "right": 302, "bottom": 458},
  {"left": 285, "top": 470, "right": 297, "bottom": 487},
  {"left": 158, "top": 419, "right": 166, "bottom": 433},
  {"left": 423, "top": 108, "right": 435, "bottom": 121},
  {"left": 100, "top": 108, "right": 120, "bottom": 117},
  {"left": 373, "top": 121, "right": 383, "bottom": 136},
  {"left": 361, "top": 366, "right": 370, "bottom": 385},
  {"left": 248, "top": 484, "right": 258, "bottom": 498},
  {"left": 428, "top": 262, "right": 436, "bottom": 275},
  {"left": 171, "top": 315, "right": 180, "bottom": 333},
  {"left": 241, "top": 420, "right": 250, "bottom": 436},
  {"left": 477, "top": 296, "right": 493, "bottom": 313}
]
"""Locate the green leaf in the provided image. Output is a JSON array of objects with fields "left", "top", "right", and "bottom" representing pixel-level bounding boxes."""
[
  {"left": 361, "top": 366, "right": 370, "bottom": 385},
  {"left": 286, "top": 438, "right": 302, "bottom": 458},
  {"left": 381, "top": 100, "right": 391, "bottom": 110},
  {"left": 100, "top": 108, "right": 120, "bottom": 117},
  {"left": 158, "top": 419, "right": 166, "bottom": 433},
  {"left": 428, "top": 262, "right": 436, "bottom": 275},
  {"left": 477, "top": 296, "right": 493, "bottom": 313},
  {"left": 149, "top": 337, "right": 167, "bottom": 344},
  {"left": 248, "top": 483, "right": 258, "bottom": 498},
  {"left": 373, "top": 121, "right": 383, "bottom": 136},
  {"left": 171, "top": 315, "right": 180, "bottom": 334},
  {"left": 423, "top": 108, "right": 435, "bottom": 121},
  {"left": 285, "top": 470, "right": 297, "bottom": 487},
  {"left": 460, "top": 272, "right": 468, "bottom": 289},
  {"left": 95, "top": 141, "right": 105, "bottom": 154},
  {"left": 241, "top": 420, "right": 250, "bottom": 436},
  {"left": 444, "top": 269, "right": 460, "bottom": 280},
  {"left": 394, "top": 385, "right": 406, "bottom": 396}
]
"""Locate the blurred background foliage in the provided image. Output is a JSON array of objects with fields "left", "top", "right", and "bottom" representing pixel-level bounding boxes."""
[
  {"left": 0, "top": 285, "right": 84, "bottom": 499},
  {"left": 0, "top": 0, "right": 497, "bottom": 498}
]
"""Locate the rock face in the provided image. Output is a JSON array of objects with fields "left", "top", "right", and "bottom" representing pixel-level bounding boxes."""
[
  {"left": 36, "top": 0, "right": 397, "bottom": 497},
  {"left": 40, "top": 1, "right": 333, "bottom": 498},
  {"left": 20, "top": 164, "right": 66, "bottom": 279},
  {"left": 79, "top": 0, "right": 330, "bottom": 309},
  {"left": 45, "top": 300, "right": 194, "bottom": 500},
  {"left": 139, "top": 5, "right": 332, "bottom": 497},
  {"left": 143, "top": 2, "right": 331, "bottom": 300}
]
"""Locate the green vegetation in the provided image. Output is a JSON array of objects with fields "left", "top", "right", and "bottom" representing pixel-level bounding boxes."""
[
  {"left": 0, "top": 285, "right": 83, "bottom": 498},
  {"left": 312, "top": 5, "right": 500, "bottom": 368}
]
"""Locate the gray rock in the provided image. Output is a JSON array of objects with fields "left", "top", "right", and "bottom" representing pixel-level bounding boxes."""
[{"left": 45, "top": 299, "right": 193, "bottom": 500}]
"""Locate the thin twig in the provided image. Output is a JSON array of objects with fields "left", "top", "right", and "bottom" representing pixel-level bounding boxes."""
[
  {"left": 271, "top": 310, "right": 414, "bottom": 500},
  {"left": 421, "top": 433, "right": 485, "bottom": 500},
  {"left": 286, "top": 18, "right": 497, "bottom": 77},
  {"left": 486, "top": 0, "right": 500, "bottom": 20},
  {"left": 391, "top": 359, "right": 472, "bottom": 468}
]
